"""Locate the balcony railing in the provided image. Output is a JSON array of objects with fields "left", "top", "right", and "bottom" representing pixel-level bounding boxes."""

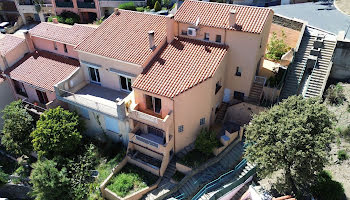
[
  {"left": 77, "top": 1, "right": 95, "bottom": 8},
  {"left": 135, "top": 135, "right": 159, "bottom": 148},
  {"left": 22, "top": 99, "right": 47, "bottom": 115},
  {"left": 55, "top": 1, "right": 73, "bottom": 7}
]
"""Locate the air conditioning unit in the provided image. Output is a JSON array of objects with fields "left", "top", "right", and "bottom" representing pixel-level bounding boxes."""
[{"left": 187, "top": 27, "right": 196, "bottom": 37}]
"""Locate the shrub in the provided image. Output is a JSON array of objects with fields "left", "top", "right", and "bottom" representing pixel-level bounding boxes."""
[
  {"left": 326, "top": 83, "right": 346, "bottom": 105},
  {"left": 60, "top": 11, "right": 80, "bottom": 23},
  {"left": 266, "top": 31, "right": 290, "bottom": 61},
  {"left": 311, "top": 170, "right": 345, "bottom": 200},
  {"left": 195, "top": 128, "right": 219, "bottom": 156},
  {"left": 108, "top": 173, "right": 142, "bottom": 197},
  {"left": 337, "top": 150, "right": 349, "bottom": 161},
  {"left": 64, "top": 18, "right": 74, "bottom": 25},
  {"left": 47, "top": 16, "right": 53, "bottom": 22},
  {"left": 136, "top": 7, "right": 144, "bottom": 12},
  {"left": 118, "top": 2, "right": 136, "bottom": 11},
  {"left": 154, "top": 1, "right": 161, "bottom": 11},
  {"left": 0, "top": 169, "right": 8, "bottom": 185}
]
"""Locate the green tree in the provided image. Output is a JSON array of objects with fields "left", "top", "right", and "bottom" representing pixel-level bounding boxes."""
[
  {"left": 118, "top": 2, "right": 136, "bottom": 11},
  {"left": 30, "top": 160, "right": 70, "bottom": 200},
  {"left": 154, "top": 1, "right": 161, "bottom": 12},
  {"left": 245, "top": 96, "right": 335, "bottom": 197},
  {"left": 266, "top": 31, "right": 290, "bottom": 61},
  {"left": 325, "top": 83, "right": 346, "bottom": 105},
  {"left": 1, "top": 100, "right": 34, "bottom": 155},
  {"left": 31, "top": 107, "right": 83, "bottom": 159},
  {"left": 195, "top": 128, "right": 219, "bottom": 156}
]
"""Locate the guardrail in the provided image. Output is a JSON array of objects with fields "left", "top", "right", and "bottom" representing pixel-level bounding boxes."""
[
  {"left": 77, "top": 1, "right": 95, "bottom": 8},
  {"left": 55, "top": 1, "right": 73, "bottom": 7},
  {"left": 135, "top": 135, "right": 159, "bottom": 148},
  {"left": 191, "top": 159, "right": 248, "bottom": 200}
]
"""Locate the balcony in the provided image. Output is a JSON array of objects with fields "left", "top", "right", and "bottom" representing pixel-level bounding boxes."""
[
  {"left": 55, "top": 1, "right": 73, "bottom": 7},
  {"left": 22, "top": 98, "right": 47, "bottom": 116},
  {"left": 128, "top": 104, "right": 172, "bottom": 132},
  {"left": 56, "top": 81, "right": 128, "bottom": 119},
  {"left": 77, "top": 1, "right": 95, "bottom": 8}
]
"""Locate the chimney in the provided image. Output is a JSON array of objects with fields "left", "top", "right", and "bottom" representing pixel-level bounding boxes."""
[
  {"left": 114, "top": 8, "right": 119, "bottom": 14},
  {"left": 23, "top": 31, "right": 35, "bottom": 53},
  {"left": 52, "top": 17, "right": 58, "bottom": 24},
  {"left": 148, "top": 30, "right": 155, "bottom": 50},
  {"left": 166, "top": 14, "right": 175, "bottom": 44},
  {"left": 229, "top": 9, "right": 237, "bottom": 27}
]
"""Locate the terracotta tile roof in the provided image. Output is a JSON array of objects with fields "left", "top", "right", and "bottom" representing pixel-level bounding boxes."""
[
  {"left": 29, "top": 22, "right": 96, "bottom": 46},
  {"left": 75, "top": 10, "right": 167, "bottom": 65},
  {"left": 5, "top": 51, "right": 79, "bottom": 91},
  {"left": 133, "top": 37, "right": 228, "bottom": 98},
  {"left": 174, "top": 0, "right": 272, "bottom": 34},
  {"left": 0, "top": 35, "right": 25, "bottom": 56}
]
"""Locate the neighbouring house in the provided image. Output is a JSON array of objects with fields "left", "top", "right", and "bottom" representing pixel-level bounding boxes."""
[
  {"left": 0, "top": 0, "right": 20, "bottom": 23},
  {"left": 14, "top": 0, "right": 54, "bottom": 24},
  {"left": 3, "top": 21, "right": 95, "bottom": 116},
  {"left": 52, "top": 0, "right": 101, "bottom": 23}
]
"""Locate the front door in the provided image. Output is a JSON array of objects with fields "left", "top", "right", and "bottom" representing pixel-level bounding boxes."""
[
  {"left": 36, "top": 90, "right": 49, "bottom": 104},
  {"left": 223, "top": 88, "right": 231, "bottom": 103}
]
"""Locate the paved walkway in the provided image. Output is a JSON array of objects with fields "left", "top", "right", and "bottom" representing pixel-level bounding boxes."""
[{"left": 335, "top": 0, "right": 350, "bottom": 15}]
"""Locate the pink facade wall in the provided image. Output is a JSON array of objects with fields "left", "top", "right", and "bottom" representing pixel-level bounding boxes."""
[
  {"left": 52, "top": 0, "right": 101, "bottom": 22},
  {"left": 31, "top": 36, "right": 79, "bottom": 59}
]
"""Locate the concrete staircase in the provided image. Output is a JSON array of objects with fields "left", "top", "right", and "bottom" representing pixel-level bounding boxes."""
[
  {"left": 280, "top": 34, "right": 316, "bottom": 99},
  {"left": 302, "top": 39, "right": 336, "bottom": 98},
  {"left": 215, "top": 102, "right": 229, "bottom": 123},
  {"left": 166, "top": 142, "right": 244, "bottom": 200},
  {"left": 247, "top": 82, "right": 264, "bottom": 104}
]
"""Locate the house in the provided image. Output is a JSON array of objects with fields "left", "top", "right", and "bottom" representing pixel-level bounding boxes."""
[
  {"left": 14, "top": 0, "right": 54, "bottom": 24},
  {"left": 4, "top": 21, "right": 95, "bottom": 115}
]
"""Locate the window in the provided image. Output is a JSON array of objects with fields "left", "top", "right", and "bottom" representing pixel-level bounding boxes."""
[
  {"left": 215, "top": 35, "right": 222, "bottom": 43},
  {"left": 200, "top": 118, "right": 205, "bottom": 125},
  {"left": 178, "top": 125, "right": 184, "bottom": 133},
  {"left": 181, "top": 30, "right": 187, "bottom": 35},
  {"left": 88, "top": 66, "right": 100, "bottom": 83},
  {"left": 79, "top": 107, "right": 89, "bottom": 119},
  {"left": 204, "top": 33, "right": 209, "bottom": 41},
  {"left": 104, "top": 115, "right": 119, "bottom": 133},
  {"left": 36, "top": 89, "right": 49, "bottom": 104},
  {"left": 13, "top": 80, "right": 28, "bottom": 97},
  {"left": 145, "top": 95, "right": 162, "bottom": 114},
  {"left": 236, "top": 67, "right": 241, "bottom": 76},
  {"left": 63, "top": 44, "right": 68, "bottom": 53},
  {"left": 233, "top": 91, "right": 244, "bottom": 101},
  {"left": 215, "top": 81, "right": 222, "bottom": 94},
  {"left": 120, "top": 75, "right": 132, "bottom": 92},
  {"left": 53, "top": 41, "right": 57, "bottom": 50}
]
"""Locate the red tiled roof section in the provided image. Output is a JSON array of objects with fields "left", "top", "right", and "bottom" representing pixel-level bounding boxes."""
[
  {"left": 29, "top": 23, "right": 96, "bottom": 46},
  {"left": 133, "top": 37, "right": 228, "bottom": 98},
  {"left": 75, "top": 10, "right": 167, "bottom": 65},
  {"left": 6, "top": 51, "right": 79, "bottom": 91},
  {"left": 174, "top": 0, "right": 272, "bottom": 34},
  {"left": 0, "top": 35, "right": 25, "bottom": 55}
]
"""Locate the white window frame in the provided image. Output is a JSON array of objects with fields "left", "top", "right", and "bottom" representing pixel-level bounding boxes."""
[{"left": 119, "top": 74, "right": 132, "bottom": 92}]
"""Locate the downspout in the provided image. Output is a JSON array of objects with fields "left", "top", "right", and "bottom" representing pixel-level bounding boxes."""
[{"left": 172, "top": 97, "right": 176, "bottom": 153}]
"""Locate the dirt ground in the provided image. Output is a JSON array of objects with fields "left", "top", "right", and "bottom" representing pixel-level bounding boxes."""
[{"left": 335, "top": 0, "right": 350, "bottom": 15}]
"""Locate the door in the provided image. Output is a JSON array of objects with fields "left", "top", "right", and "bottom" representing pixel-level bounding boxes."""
[
  {"left": 36, "top": 90, "right": 49, "bottom": 104},
  {"left": 104, "top": 116, "right": 119, "bottom": 133},
  {"left": 223, "top": 88, "right": 231, "bottom": 103},
  {"left": 88, "top": 67, "right": 100, "bottom": 84}
]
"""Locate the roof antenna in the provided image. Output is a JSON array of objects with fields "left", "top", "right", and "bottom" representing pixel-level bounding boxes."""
[{"left": 195, "top": 17, "right": 200, "bottom": 26}]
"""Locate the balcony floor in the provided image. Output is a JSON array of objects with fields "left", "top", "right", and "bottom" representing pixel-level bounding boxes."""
[{"left": 63, "top": 83, "right": 128, "bottom": 116}]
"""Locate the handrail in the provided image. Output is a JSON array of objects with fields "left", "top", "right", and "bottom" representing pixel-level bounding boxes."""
[
  {"left": 254, "top": 76, "right": 266, "bottom": 86},
  {"left": 135, "top": 135, "right": 159, "bottom": 148},
  {"left": 191, "top": 159, "right": 248, "bottom": 200}
]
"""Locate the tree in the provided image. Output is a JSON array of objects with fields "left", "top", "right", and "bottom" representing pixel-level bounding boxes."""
[
  {"left": 266, "top": 31, "right": 290, "bottom": 61},
  {"left": 30, "top": 160, "right": 70, "bottom": 200},
  {"left": 245, "top": 96, "right": 335, "bottom": 197},
  {"left": 1, "top": 100, "right": 34, "bottom": 155},
  {"left": 195, "top": 128, "right": 219, "bottom": 155},
  {"left": 31, "top": 107, "right": 83, "bottom": 159},
  {"left": 154, "top": 1, "right": 161, "bottom": 12}
]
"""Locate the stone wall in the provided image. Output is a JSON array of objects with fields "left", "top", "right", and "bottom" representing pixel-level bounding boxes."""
[
  {"left": 330, "top": 40, "right": 350, "bottom": 80},
  {"left": 272, "top": 14, "right": 304, "bottom": 31}
]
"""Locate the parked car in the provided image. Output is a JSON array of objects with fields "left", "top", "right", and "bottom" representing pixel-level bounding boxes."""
[{"left": 0, "top": 22, "right": 10, "bottom": 34}]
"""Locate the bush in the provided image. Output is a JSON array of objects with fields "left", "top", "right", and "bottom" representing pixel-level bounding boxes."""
[
  {"left": 0, "top": 169, "right": 8, "bottom": 185},
  {"left": 266, "top": 31, "right": 290, "bottom": 61},
  {"left": 195, "top": 128, "right": 219, "bottom": 156},
  {"left": 48, "top": 12, "right": 80, "bottom": 25},
  {"left": 326, "top": 83, "right": 346, "bottom": 105},
  {"left": 154, "top": 1, "right": 161, "bottom": 11},
  {"left": 108, "top": 173, "right": 142, "bottom": 197},
  {"left": 311, "top": 170, "right": 345, "bottom": 200},
  {"left": 136, "top": 7, "right": 144, "bottom": 12},
  {"left": 118, "top": 2, "right": 136, "bottom": 11},
  {"left": 337, "top": 150, "right": 349, "bottom": 161},
  {"left": 64, "top": 18, "right": 74, "bottom": 25}
]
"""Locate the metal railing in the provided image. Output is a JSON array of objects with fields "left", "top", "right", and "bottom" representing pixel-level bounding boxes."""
[
  {"left": 135, "top": 135, "right": 159, "bottom": 148},
  {"left": 22, "top": 99, "right": 47, "bottom": 114},
  {"left": 77, "top": 1, "right": 95, "bottom": 8},
  {"left": 55, "top": 1, "right": 73, "bottom": 7},
  {"left": 254, "top": 76, "right": 266, "bottom": 85},
  {"left": 192, "top": 159, "right": 248, "bottom": 200},
  {"left": 57, "top": 88, "right": 119, "bottom": 117}
]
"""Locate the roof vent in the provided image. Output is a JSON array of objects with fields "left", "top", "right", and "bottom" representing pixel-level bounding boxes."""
[
  {"left": 148, "top": 30, "right": 155, "bottom": 50},
  {"left": 229, "top": 9, "right": 237, "bottom": 27}
]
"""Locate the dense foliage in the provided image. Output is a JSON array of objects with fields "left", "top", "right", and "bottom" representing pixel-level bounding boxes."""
[
  {"left": 325, "top": 83, "right": 346, "bottom": 105},
  {"left": 337, "top": 149, "right": 349, "bottom": 161},
  {"left": 31, "top": 107, "right": 83, "bottom": 159},
  {"left": 0, "top": 168, "right": 8, "bottom": 185},
  {"left": 118, "top": 2, "right": 136, "bottom": 11},
  {"left": 48, "top": 11, "right": 80, "bottom": 25},
  {"left": 245, "top": 96, "right": 335, "bottom": 197},
  {"left": 30, "top": 160, "right": 70, "bottom": 200},
  {"left": 1, "top": 100, "right": 34, "bottom": 155},
  {"left": 266, "top": 31, "right": 290, "bottom": 61},
  {"left": 311, "top": 170, "right": 345, "bottom": 200},
  {"left": 154, "top": 1, "right": 161, "bottom": 12},
  {"left": 195, "top": 128, "right": 220, "bottom": 156}
]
